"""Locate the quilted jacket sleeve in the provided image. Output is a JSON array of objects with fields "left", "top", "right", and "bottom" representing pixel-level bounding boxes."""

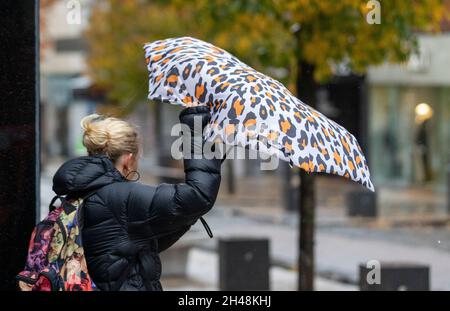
[{"left": 134, "top": 106, "right": 222, "bottom": 239}]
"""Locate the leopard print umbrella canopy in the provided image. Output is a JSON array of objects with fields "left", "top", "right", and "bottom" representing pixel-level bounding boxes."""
[{"left": 144, "top": 37, "right": 374, "bottom": 191}]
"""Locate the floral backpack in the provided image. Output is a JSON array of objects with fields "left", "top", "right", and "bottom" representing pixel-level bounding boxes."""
[{"left": 16, "top": 192, "right": 97, "bottom": 291}]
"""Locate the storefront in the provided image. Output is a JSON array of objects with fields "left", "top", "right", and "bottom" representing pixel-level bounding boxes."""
[{"left": 368, "top": 34, "right": 450, "bottom": 191}]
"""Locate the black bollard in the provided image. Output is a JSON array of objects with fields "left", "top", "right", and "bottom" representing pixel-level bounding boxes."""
[
  {"left": 346, "top": 190, "right": 377, "bottom": 217},
  {"left": 359, "top": 262, "right": 430, "bottom": 291},
  {"left": 219, "top": 237, "right": 270, "bottom": 290}
]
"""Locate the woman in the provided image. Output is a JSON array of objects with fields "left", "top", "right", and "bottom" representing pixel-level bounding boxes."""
[{"left": 52, "top": 105, "right": 222, "bottom": 291}]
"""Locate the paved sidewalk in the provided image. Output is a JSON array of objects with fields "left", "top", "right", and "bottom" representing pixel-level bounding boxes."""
[
  {"left": 162, "top": 248, "right": 357, "bottom": 291},
  {"left": 184, "top": 207, "right": 450, "bottom": 290}
]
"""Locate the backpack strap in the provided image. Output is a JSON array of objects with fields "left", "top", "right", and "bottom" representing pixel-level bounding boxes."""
[
  {"left": 76, "top": 188, "right": 104, "bottom": 230},
  {"left": 48, "top": 189, "right": 99, "bottom": 214},
  {"left": 49, "top": 195, "right": 65, "bottom": 213}
]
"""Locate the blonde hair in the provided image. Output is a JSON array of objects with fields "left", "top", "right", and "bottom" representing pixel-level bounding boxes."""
[{"left": 80, "top": 114, "right": 139, "bottom": 163}]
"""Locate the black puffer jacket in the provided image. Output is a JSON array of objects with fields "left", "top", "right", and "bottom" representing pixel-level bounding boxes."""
[{"left": 52, "top": 106, "right": 222, "bottom": 291}]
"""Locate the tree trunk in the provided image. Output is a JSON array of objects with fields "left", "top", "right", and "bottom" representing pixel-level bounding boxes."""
[
  {"left": 226, "top": 159, "right": 236, "bottom": 194},
  {"left": 298, "top": 170, "right": 315, "bottom": 290},
  {"left": 296, "top": 61, "right": 318, "bottom": 291}
]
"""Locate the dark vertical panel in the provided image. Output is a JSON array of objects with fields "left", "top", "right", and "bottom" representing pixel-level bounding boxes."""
[
  {"left": 325, "top": 75, "right": 367, "bottom": 153},
  {"left": 359, "top": 77, "right": 370, "bottom": 164},
  {"left": 0, "top": 0, "right": 39, "bottom": 290}
]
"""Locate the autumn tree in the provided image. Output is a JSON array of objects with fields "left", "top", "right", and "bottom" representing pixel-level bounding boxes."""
[{"left": 86, "top": 0, "right": 200, "bottom": 114}]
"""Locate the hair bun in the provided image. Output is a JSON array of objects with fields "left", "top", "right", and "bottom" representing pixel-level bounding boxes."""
[
  {"left": 80, "top": 113, "right": 139, "bottom": 163},
  {"left": 80, "top": 114, "right": 109, "bottom": 151}
]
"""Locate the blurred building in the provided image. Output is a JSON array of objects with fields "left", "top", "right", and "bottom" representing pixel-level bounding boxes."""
[
  {"left": 368, "top": 33, "right": 450, "bottom": 191},
  {"left": 40, "top": 0, "right": 158, "bottom": 169},
  {"left": 40, "top": 0, "right": 95, "bottom": 161}
]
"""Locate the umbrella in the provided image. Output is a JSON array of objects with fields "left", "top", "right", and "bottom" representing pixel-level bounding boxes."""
[{"left": 143, "top": 37, "right": 374, "bottom": 191}]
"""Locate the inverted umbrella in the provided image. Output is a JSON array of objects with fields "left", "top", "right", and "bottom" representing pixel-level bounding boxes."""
[{"left": 143, "top": 37, "right": 374, "bottom": 191}]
